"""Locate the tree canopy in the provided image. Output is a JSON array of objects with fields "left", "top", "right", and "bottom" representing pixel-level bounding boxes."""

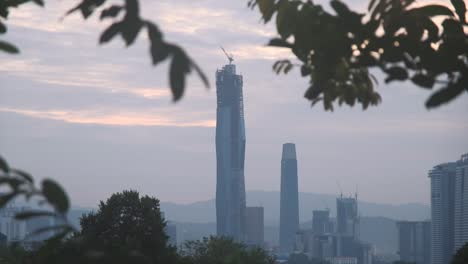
[
  {"left": 451, "top": 242, "right": 468, "bottom": 264},
  {"left": 29, "top": 190, "right": 178, "bottom": 264},
  {"left": 180, "top": 236, "right": 275, "bottom": 264}
]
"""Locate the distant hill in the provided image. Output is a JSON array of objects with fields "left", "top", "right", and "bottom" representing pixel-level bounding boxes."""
[{"left": 161, "top": 190, "right": 429, "bottom": 224}]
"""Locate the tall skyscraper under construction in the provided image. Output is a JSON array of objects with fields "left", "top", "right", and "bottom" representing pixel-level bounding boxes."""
[{"left": 215, "top": 54, "right": 246, "bottom": 242}]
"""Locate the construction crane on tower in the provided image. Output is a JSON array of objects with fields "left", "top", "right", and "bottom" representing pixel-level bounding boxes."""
[{"left": 220, "top": 46, "right": 234, "bottom": 64}]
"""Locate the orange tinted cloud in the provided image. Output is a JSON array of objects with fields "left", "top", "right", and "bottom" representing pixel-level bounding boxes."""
[{"left": 0, "top": 107, "right": 215, "bottom": 127}]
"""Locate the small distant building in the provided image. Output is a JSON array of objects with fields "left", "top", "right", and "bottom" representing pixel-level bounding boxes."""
[
  {"left": 336, "top": 196, "right": 359, "bottom": 239},
  {"left": 397, "top": 221, "right": 431, "bottom": 264},
  {"left": 246, "top": 206, "right": 264, "bottom": 248},
  {"left": 312, "top": 210, "right": 333, "bottom": 235}
]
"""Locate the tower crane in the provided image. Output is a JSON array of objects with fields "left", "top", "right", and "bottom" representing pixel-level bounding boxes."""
[{"left": 220, "top": 46, "right": 234, "bottom": 64}]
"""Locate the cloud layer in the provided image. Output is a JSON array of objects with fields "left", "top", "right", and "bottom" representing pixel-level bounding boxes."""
[{"left": 0, "top": 0, "right": 467, "bottom": 207}]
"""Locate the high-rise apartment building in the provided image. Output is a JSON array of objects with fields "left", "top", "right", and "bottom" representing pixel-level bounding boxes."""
[
  {"left": 246, "top": 206, "right": 264, "bottom": 247},
  {"left": 279, "top": 143, "right": 299, "bottom": 254},
  {"left": 397, "top": 221, "right": 431, "bottom": 264},
  {"left": 454, "top": 153, "right": 468, "bottom": 252},
  {"left": 215, "top": 63, "right": 246, "bottom": 241},
  {"left": 429, "top": 162, "right": 457, "bottom": 264},
  {"left": 313, "top": 209, "right": 333, "bottom": 235},
  {"left": 336, "top": 196, "right": 359, "bottom": 239}
]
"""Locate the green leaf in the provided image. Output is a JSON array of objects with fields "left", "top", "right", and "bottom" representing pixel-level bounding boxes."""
[
  {"left": 0, "top": 156, "right": 10, "bottom": 173},
  {"left": 99, "top": 22, "right": 122, "bottom": 44},
  {"left": 42, "top": 179, "right": 70, "bottom": 213},
  {"left": 0, "top": 21, "right": 6, "bottom": 34},
  {"left": 0, "top": 40, "right": 19, "bottom": 54},
  {"left": 257, "top": 0, "right": 276, "bottom": 23},
  {"left": 11, "top": 169, "right": 33, "bottom": 183},
  {"left": 32, "top": 0, "right": 44, "bottom": 7},
  {"left": 276, "top": 0, "right": 296, "bottom": 39},
  {"left": 0, "top": 177, "right": 23, "bottom": 188},
  {"left": 300, "top": 65, "right": 311, "bottom": 76},
  {"left": 146, "top": 21, "right": 169, "bottom": 65},
  {"left": 100, "top": 5, "right": 123, "bottom": 20},
  {"left": 15, "top": 211, "right": 55, "bottom": 220},
  {"left": 411, "top": 74, "right": 435, "bottom": 89},
  {"left": 65, "top": 0, "right": 105, "bottom": 19},
  {"left": 331, "top": 0, "right": 351, "bottom": 17},
  {"left": 191, "top": 60, "right": 210, "bottom": 88},
  {"left": 426, "top": 82, "right": 465, "bottom": 108},
  {"left": 0, "top": 193, "right": 16, "bottom": 208},
  {"left": 169, "top": 46, "right": 191, "bottom": 102},
  {"left": 410, "top": 5, "right": 454, "bottom": 17},
  {"left": 368, "top": 0, "right": 378, "bottom": 11},
  {"left": 384, "top": 66, "right": 408, "bottom": 83},
  {"left": 120, "top": 18, "right": 143, "bottom": 46},
  {"left": 268, "top": 38, "right": 292, "bottom": 48},
  {"left": 451, "top": 0, "right": 466, "bottom": 23}
]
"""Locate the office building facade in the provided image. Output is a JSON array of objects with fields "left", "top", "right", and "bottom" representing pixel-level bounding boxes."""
[
  {"left": 279, "top": 143, "right": 299, "bottom": 254},
  {"left": 246, "top": 206, "right": 264, "bottom": 247},
  {"left": 336, "top": 196, "right": 359, "bottom": 239},
  {"left": 397, "top": 221, "right": 431, "bottom": 264},
  {"left": 215, "top": 63, "right": 246, "bottom": 241},
  {"left": 313, "top": 209, "right": 333, "bottom": 235}
]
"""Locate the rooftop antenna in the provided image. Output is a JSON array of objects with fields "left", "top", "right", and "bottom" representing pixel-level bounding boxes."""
[
  {"left": 355, "top": 184, "right": 358, "bottom": 201},
  {"left": 336, "top": 180, "right": 343, "bottom": 198},
  {"left": 220, "top": 46, "right": 234, "bottom": 64}
]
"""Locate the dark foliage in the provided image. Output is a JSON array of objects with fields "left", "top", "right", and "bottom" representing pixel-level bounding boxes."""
[
  {"left": 0, "top": 0, "right": 43, "bottom": 54},
  {"left": 3, "top": 0, "right": 466, "bottom": 109},
  {"left": 180, "top": 236, "right": 275, "bottom": 264},
  {"left": 30, "top": 190, "right": 179, "bottom": 264},
  {"left": 451, "top": 242, "right": 468, "bottom": 264},
  {"left": 287, "top": 253, "right": 330, "bottom": 264},
  {"left": 249, "top": 0, "right": 468, "bottom": 110},
  {"left": 0, "top": 156, "right": 75, "bottom": 241}
]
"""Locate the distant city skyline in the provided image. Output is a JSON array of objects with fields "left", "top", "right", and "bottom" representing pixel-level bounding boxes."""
[{"left": 0, "top": 0, "right": 467, "bottom": 208}]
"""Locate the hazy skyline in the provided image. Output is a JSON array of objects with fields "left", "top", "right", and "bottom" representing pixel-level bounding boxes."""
[{"left": 0, "top": 0, "right": 467, "bottom": 207}]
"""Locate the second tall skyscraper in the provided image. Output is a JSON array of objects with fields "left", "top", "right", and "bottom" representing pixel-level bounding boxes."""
[{"left": 279, "top": 143, "right": 299, "bottom": 254}]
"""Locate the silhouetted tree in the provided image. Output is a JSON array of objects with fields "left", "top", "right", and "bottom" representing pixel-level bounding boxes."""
[
  {"left": 287, "top": 253, "right": 330, "bottom": 264},
  {"left": 451, "top": 242, "right": 468, "bottom": 264},
  {"left": 180, "top": 236, "right": 275, "bottom": 264},
  {"left": 30, "top": 190, "right": 179, "bottom": 264},
  {"left": 0, "top": 245, "right": 29, "bottom": 264}
]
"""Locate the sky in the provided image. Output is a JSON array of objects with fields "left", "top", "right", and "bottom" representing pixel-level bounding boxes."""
[{"left": 0, "top": 0, "right": 467, "bottom": 207}]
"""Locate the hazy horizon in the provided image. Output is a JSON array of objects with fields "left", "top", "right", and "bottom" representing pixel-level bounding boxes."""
[{"left": 1, "top": 0, "right": 467, "bottom": 208}]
